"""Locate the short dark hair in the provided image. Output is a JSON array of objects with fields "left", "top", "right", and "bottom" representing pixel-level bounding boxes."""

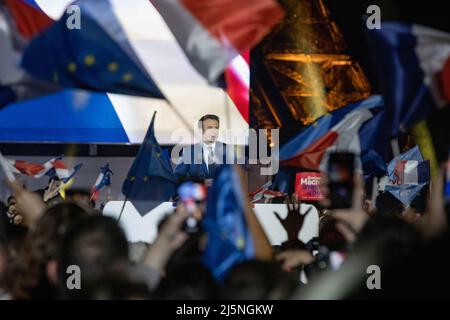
[
  {"left": 157, "top": 260, "right": 219, "bottom": 299},
  {"left": 198, "top": 114, "right": 219, "bottom": 131},
  {"left": 58, "top": 215, "right": 129, "bottom": 299},
  {"left": 84, "top": 272, "right": 153, "bottom": 300},
  {"left": 3, "top": 202, "right": 89, "bottom": 299},
  {"left": 222, "top": 260, "right": 298, "bottom": 299}
]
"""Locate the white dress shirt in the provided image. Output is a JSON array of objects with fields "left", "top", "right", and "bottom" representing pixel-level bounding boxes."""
[{"left": 202, "top": 142, "right": 216, "bottom": 172}]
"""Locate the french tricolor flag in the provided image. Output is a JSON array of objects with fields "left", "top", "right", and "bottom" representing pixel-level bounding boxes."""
[
  {"left": 249, "top": 180, "right": 286, "bottom": 203},
  {"left": 90, "top": 163, "right": 113, "bottom": 200},
  {"left": 385, "top": 146, "right": 430, "bottom": 206},
  {"left": 225, "top": 51, "right": 250, "bottom": 123},
  {"left": 0, "top": 0, "right": 55, "bottom": 107},
  {"left": 7, "top": 156, "right": 62, "bottom": 178},
  {"left": 279, "top": 96, "right": 386, "bottom": 175},
  {"left": 151, "top": 0, "right": 284, "bottom": 83},
  {"left": 4, "top": 155, "right": 82, "bottom": 182},
  {"left": 46, "top": 160, "right": 83, "bottom": 183},
  {"left": 387, "top": 146, "right": 430, "bottom": 185},
  {"left": 367, "top": 23, "right": 450, "bottom": 137}
]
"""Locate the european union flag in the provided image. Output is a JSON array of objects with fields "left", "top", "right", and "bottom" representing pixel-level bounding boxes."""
[
  {"left": 203, "top": 165, "right": 255, "bottom": 281},
  {"left": 122, "top": 112, "right": 176, "bottom": 216},
  {"left": 21, "top": 0, "right": 165, "bottom": 99}
]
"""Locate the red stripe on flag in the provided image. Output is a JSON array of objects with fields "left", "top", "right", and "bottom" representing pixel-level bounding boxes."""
[
  {"left": 437, "top": 56, "right": 450, "bottom": 103},
  {"left": 52, "top": 160, "right": 67, "bottom": 170},
  {"left": 4, "top": 0, "right": 53, "bottom": 39},
  {"left": 90, "top": 188, "right": 100, "bottom": 201},
  {"left": 225, "top": 64, "right": 249, "bottom": 123},
  {"left": 180, "top": 0, "right": 284, "bottom": 54},
  {"left": 241, "top": 50, "right": 250, "bottom": 65},
  {"left": 280, "top": 131, "right": 339, "bottom": 170},
  {"left": 14, "top": 160, "right": 45, "bottom": 176},
  {"left": 394, "top": 160, "right": 406, "bottom": 184}
]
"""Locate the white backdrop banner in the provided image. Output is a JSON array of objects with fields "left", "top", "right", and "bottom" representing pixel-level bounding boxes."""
[{"left": 103, "top": 201, "right": 319, "bottom": 245}]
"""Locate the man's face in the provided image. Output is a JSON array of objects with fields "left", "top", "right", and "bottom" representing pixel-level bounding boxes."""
[{"left": 202, "top": 119, "right": 219, "bottom": 144}]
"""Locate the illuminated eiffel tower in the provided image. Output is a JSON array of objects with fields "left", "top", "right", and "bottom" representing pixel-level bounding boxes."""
[{"left": 251, "top": 0, "right": 371, "bottom": 135}]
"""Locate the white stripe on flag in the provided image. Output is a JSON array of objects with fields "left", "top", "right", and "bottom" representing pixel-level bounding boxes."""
[
  {"left": 403, "top": 160, "right": 419, "bottom": 184},
  {"left": 56, "top": 168, "right": 70, "bottom": 179},
  {"left": 7, "top": 160, "right": 21, "bottom": 174},
  {"left": 94, "top": 173, "right": 104, "bottom": 188},
  {"left": 413, "top": 24, "right": 450, "bottom": 108},
  {"left": 319, "top": 108, "right": 374, "bottom": 173},
  {"left": 0, "top": 9, "right": 26, "bottom": 88},
  {"left": 151, "top": 0, "right": 235, "bottom": 82},
  {"left": 229, "top": 55, "right": 250, "bottom": 88}
]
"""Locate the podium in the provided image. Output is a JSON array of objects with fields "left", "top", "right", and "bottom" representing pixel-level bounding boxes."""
[{"left": 103, "top": 202, "right": 319, "bottom": 245}]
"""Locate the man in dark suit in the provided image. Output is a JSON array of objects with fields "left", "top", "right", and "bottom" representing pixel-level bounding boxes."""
[{"left": 174, "top": 114, "right": 232, "bottom": 185}]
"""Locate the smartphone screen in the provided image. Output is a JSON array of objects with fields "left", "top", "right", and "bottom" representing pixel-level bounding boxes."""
[
  {"left": 445, "top": 158, "right": 450, "bottom": 204},
  {"left": 177, "top": 182, "right": 206, "bottom": 233},
  {"left": 327, "top": 152, "right": 355, "bottom": 209}
]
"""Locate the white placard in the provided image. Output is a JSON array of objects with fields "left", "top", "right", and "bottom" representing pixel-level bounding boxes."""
[{"left": 103, "top": 202, "right": 319, "bottom": 245}]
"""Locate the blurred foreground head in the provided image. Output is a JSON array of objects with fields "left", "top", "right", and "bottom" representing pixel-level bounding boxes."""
[
  {"left": 157, "top": 260, "right": 219, "bottom": 300},
  {"left": 222, "top": 260, "right": 298, "bottom": 300},
  {"left": 3, "top": 202, "right": 88, "bottom": 299},
  {"left": 84, "top": 272, "right": 152, "bottom": 300},
  {"left": 58, "top": 215, "right": 129, "bottom": 299}
]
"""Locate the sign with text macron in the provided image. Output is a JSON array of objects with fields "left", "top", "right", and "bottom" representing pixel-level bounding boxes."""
[{"left": 295, "top": 172, "right": 324, "bottom": 201}]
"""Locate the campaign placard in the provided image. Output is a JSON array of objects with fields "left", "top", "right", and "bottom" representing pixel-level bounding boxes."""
[{"left": 295, "top": 172, "right": 323, "bottom": 201}]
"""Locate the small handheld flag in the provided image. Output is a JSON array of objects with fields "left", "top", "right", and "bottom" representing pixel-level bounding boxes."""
[
  {"left": 6, "top": 155, "right": 63, "bottom": 178},
  {"left": 385, "top": 146, "right": 430, "bottom": 206},
  {"left": 45, "top": 158, "right": 83, "bottom": 183},
  {"left": 91, "top": 163, "right": 113, "bottom": 201}
]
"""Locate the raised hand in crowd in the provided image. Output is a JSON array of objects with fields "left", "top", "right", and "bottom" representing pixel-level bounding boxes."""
[
  {"left": 416, "top": 166, "right": 447, "bottom": 239},
  {"left": 142, "top": 204, "right": 191, "bottom": 276},
  {"left": 43, "top": 179, "right": 63, "bottom": 203},
  {"left": 274, "top": 195, "right": 312, "bottom": 247},
  {"left": 329, "top": 175, "right": 369, "bottom": 244}
]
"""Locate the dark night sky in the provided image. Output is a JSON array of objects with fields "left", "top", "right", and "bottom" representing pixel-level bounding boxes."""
[
  {"left": 325, "top": 0, "right": 450, "bottom": 160},
  {"left": 325, "top": 0, "right": 450, "bottom": 92},
  {"left": 251, "top": 1, "right": 450, "bottom": 157}
]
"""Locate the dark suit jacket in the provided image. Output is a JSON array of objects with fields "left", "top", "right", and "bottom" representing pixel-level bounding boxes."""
[{"left": 174, "top": 141, "right": 232, "bottom": 182}]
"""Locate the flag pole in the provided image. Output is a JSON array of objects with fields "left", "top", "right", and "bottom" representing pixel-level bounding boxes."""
[
  {"left": 43, "top": 179, "right": 55, "bottom": 202},
  {"left": 391, "top": 136, "right": 405, "bottom": 208},
  {"left": 370, "top": 176, "right": 378, "bottom": 211},
  {"left": 117, "top": 197, "right": 127, "bottom": 222},
  {"left": 54, "top": 182, "right": 65, "bottom": 196}
]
